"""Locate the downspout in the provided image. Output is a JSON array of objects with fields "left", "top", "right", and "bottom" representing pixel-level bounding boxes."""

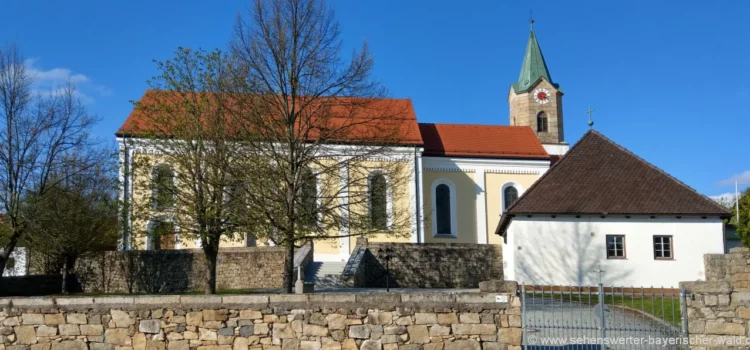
[{"left": 414, "top": 146, "right": 422, "bottom": 243}]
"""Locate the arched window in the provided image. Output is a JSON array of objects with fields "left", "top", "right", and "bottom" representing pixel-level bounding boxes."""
[
  {"left": 148, "top": 219, "right": 175, "bottom": 250},
  {"left": 369, "top": 173, "right": 388, "bottom": 230},
  {"left": 151, "top": 164, "right": 175, "bottom": 210},
  {"left": 504, "top": 186, "right": 519, "bottom": 210},
  {"left": 298, "top": 168, "right": 318, "bottom": 228},
  {"left": 431, "top": 179, "right": 457, "bottom": 237},
  {"left": 435, "top": 184, "right": 452, "bottom": 235},
  {"left": 537, "top": 112, "right": 548, "bottom": 132}
]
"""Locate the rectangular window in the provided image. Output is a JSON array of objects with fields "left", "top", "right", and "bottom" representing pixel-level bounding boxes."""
[
  {"left": 606, "top": 235, "right": 626, "bottom": 259},
  {"left": 653, "top": 235, "right": 673, "bottom": 260}
]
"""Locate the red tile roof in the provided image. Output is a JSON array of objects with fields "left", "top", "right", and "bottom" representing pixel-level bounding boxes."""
[
  {"left": 496, "top": 130, "right": 731, "bottom": 236},
  {"left": 418, "top": 123, "right": 549, "bottom": 159},
  {"left": 116, "top": 90, "right": 424, "bottom": 146}
]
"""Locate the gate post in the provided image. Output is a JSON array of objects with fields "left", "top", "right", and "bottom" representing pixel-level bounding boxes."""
[
  {"left": 597, "top": 283, "right": 606, "bottom": 350},
  {"left": 680, "top": 285, "right": 689, "bottom": 349},
  {"left": 521, "top": 283, "right": 527, "bottom": 349}
]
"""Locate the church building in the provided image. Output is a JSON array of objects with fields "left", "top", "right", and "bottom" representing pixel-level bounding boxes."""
[{"left": 116, "top": 23, "right": 728, "bottom": 286}]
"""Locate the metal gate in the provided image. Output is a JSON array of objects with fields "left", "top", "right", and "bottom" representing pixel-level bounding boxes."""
[{"left": 520, "top": 284, "right": 688, "bottom": 349}]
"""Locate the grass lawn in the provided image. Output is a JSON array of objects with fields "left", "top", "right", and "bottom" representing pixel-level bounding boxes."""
[{"left": 526, "top": 292, "right": 683, "bottom": 327}]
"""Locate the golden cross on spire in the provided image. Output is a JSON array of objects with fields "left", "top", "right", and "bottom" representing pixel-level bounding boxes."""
[{"left": 586, "top": 107, "right": 595, "bottom": 129}]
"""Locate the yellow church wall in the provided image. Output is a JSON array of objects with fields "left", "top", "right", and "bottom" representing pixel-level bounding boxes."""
[
  {"left": 422, "top": 170, "right": 477, "bottom": 243},
  {"left": 485, "top": 172, "right": 541, "bottom": 245}
]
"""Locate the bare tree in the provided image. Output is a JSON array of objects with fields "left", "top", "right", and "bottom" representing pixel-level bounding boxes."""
[
  {"left": 0, "top": 44, "right": 99, "bottom": 277},
  {"left": 231, "top": 0, "right": 416, "bottom": 293},
  {"left": 127, "top": 48, "right": 251, "bottom": 294}
]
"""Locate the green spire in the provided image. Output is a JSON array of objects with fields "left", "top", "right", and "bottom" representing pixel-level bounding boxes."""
[{"left": 512, "top": 21, "right": 558, "bottom": 93}]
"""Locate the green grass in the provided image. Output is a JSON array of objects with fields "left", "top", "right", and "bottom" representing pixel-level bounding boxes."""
[{"left": 527, "top": 292, "right": 683, "bottom": 326}]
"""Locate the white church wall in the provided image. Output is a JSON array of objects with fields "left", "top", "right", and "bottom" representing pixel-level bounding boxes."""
[
  {"left": 503, "top": 215, "right": 724, "bottom": 287},
  {"left": 542, "top": 143, "right": 569, "bottom": 155}
]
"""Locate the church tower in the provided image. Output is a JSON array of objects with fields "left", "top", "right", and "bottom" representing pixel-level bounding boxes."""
[{"left": 508, "top": 21, "right": 565, "bottom": 145}]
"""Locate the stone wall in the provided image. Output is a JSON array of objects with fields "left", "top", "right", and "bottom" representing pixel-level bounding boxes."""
[
  {"left": 0, "top": 288, "right": 523, "bottom": 350},
  {"left": 342, "top": 240, "right": 503, "bottom": 289},
  {"left": 681, "top": 247, "right": 750, "bottom": 348},
  {"left": 75, "top": 247, "right": 305, "bottom": 294}
]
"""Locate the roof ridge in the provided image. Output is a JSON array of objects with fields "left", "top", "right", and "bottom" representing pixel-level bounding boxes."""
[
  {"left": 585, "top": 130, "right": 730, "bottom": 215},
  {"left": 418, "top": 122, "right": 534, "bottom": 129}
]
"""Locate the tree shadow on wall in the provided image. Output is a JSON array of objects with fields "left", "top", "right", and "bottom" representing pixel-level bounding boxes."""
[
  {"left": 117, "top": 250, "right": 195, "bottom": 293},
  {"left": 516, "top": 220, "right": 633, "bottom": 287}
]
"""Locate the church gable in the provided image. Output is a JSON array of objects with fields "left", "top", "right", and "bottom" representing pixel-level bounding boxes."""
[{"left": 496, "top": 130, "right": 730, "bottom": 235}]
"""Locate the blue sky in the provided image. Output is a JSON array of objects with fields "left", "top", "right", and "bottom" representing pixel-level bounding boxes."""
[{"left": 1, "top": 0, "right": 747, "bottom": 198}]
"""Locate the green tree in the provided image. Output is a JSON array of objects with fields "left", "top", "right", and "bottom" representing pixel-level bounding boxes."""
[
  {"left": 23, "top": 157, "right": 119, "bottom": 293},
  {"left": 731, "top": 188, "right": 750, "bottom": 248}
]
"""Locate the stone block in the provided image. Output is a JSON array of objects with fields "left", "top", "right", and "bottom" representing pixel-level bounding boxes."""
[
  {"left": 90, "top": 343, "right": 115, "bottom": 350},
  {"left": 406, "top": 325, "right": 429, "bottom": 344},
  {"left": 254, "top": 324, "right": 269, "bottom": 336},
  {"left": 22, "top": 314, "right": 45, "bottom": 325},
  {"left": 451, "top": 324, "right": 496, "bottom": 335},
  {"left": 348, "top": 325, "right": 370, "bottom": 339},
  {"left": 429, "top": 325, "right": 451, "bottom": 336},
  {"left": 480, "top": 343, "right": 504, "bottom": 350},
  {"left": 13, "top": 299, "right": 54, "bottom": 307},
  {"left": 145, "top": 341, "right": 165, "bottom": 350},
  {"left": 16, "top": 325, "right": 37, "bottom": 344},
  {"left": 302, "top": 324, "right": 328, "bottom": 337},
  {"left": 218, "top": 328, "right": 234, "bottom": 336},
  {"left": 281, "top": 340, "right": 299, "bottom": 350},
  {"left": 705, "top": 321, "right": 745, "bottom": 335},
  {"left": 273, "top": 324, "right": 296, "bottom": 339},
  {"left": 393, "top": 317, "right": 412, "bottom": 326},
  {"left": 459, "top": 313, "right": 480, "bottom": 324},
  {"left": 239, "top": 325, "right": 254, "bottom": 337},
  {"left": 168, "top": 341, "right": 189, "bottom": 350},
  {"left": 383, "top": 326, "right": 406, "bottom": 335},
  {"left": 139, "top": 320, "right": 161, "bottom": 334},
  {"left": 681, "top": 281, "right": 732, "bottom": 294},
  {"left": 105, "top": 329, "right": 132, "bottom": 346},
  {"left": 67, "top": 314, "right": 87, "bottom": 325},
  {"left": 320, "top": 338, "right": 340, "bottom": 350},
  {"left": 341, "top": 340, "right": 356, "bottom": 350},
  {"left": 51, "top": 341, "right": 87, "bottom": 350},
  {"left": 325, "top": 314, "right": 347, "bottom": 331},
  {"left": 359, "top": 340, "right": 381, "bottom": 350},
  {"left": 367, "top": 312, "right": 392, "bottom": 326},
  {"left": 424, "top": 344, "right": 443, "bottom": 350},
  {"left": 186, "top": 312, "right": 202, "bottom": 326},
  {"left": 36, "top": 326, "right": 58, "bottom": 337},
  {"left": 81, "top": 325, "right": 104, "bottom": 336},
  {"left": 110, "top": 311, "right": 133, "bottom": 328},
  {"left": 222, "top": 295, "right": 268, "bottom": 306},
  {"left": 414, "top": 313, "right": 436, "bottom": 325},
  {"left": 444, "top": 340, "right": 480, "bottom": 350},
  {"left": 59, "top": 325, "right": 80, "bottom": 336},
  {"left": 203, "top": 310, "right": 229, "bottom": 322},
  {"left": 436, "top": 314, "right": 457, "bottom": 325},
  {"left": 498, "top": 328, "right": 522, "bottom": 346},
  {"left": 239, "top": 310, "right": 263, "bottom": 320},
  {"left": 234, "top": 338, "right": 249, "bottom": 350},
  {"left": 299, "top": 342, "right": 320, "bottom": 350},
  {"left": 44, "top": 314, "right": 65, "bottom": 325},
  {"left": 31, "top": 344, "right": 51, "bottom": 350}
]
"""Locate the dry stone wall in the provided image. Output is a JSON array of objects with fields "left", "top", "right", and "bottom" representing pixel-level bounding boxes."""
[
  {"left": 343, "top": 241, "right": 503, "bottom": 289},
  {"left": 682, "top": 247, "right": 750, "bottom": 348},
  {"left": 75, "top": 247, "right": 296, "bottom": 294},
  {"left": 0, "top": 290, "right": 522, "bottom": 350}
]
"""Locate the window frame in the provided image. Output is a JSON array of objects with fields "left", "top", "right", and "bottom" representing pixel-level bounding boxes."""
[
  {"left": 605, "top": 234, "right": 626, "bottom": 259},
  {"left": 367, "top": 170, "right": 393, "bottom": 231},
  {"left": 537, "top": 111, "right": 549, "bottom": 133},
  {"left": 146, "top": 216, "right": 180, "bottom": 250},
  {"left": 653, "top": 235, "right": 674, "bottom": 260},
  {"left": 431, "top": 178, "right": 458, "bottom": 238},
  {"left": 150, "top": 163, "right": 177, "bottom": 211},
  {"left": 501, "top": 183, "right": 523, "bottom": 212}
]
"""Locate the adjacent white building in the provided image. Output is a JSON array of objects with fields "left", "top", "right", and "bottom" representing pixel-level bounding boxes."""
[{"left": 496, "top": 131, "right": 730, "bottom": 288}]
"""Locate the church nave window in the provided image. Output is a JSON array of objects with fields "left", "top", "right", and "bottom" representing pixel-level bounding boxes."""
[
  {"left": 537, "top": 112, "right": 548, "bottom": 133},
  {"left": 435, "top": 184, "right": 452, "bottom": 235},
  {"left": 368, "top": 172, "right": 388, "bottom": 230},
  {"left": 504, "top": 186, "right": 519, "bottom": 210}
]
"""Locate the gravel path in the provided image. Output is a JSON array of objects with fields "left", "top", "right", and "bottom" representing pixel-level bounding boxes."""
[{"left": 523, "top": 297, "right": 685, "bottom": 350}]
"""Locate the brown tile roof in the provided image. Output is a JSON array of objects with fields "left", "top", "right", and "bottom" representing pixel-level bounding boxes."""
[
  {"left": 496, "top": 130, "right": 731, "bottom": 236},
  {"left": 116, "top": 90, "right": 424, "bottom": 146},
  {"left": 418, "top": 123, "right": 549, "bottom": 159}
]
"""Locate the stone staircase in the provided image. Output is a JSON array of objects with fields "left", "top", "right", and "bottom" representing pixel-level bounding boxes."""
[{"left": 305, "top": 261, "right": 348, "bottom": 289}]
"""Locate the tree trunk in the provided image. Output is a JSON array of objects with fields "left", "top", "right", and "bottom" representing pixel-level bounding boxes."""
[
  {"left": 204, "top": 241, "right": 218, "bottom": 295},
  {"left": 62, "top": 255, "right": 76, "bottom": 294},
  {"left": 285, "top": 236, "right": 295, "bottom": 294}
]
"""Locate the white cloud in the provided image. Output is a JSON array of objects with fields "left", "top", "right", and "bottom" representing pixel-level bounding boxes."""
[
  {"left": 718, "top": 170, "right": 750, "bottom": 187},
  {"left": 23, "top": 58, "right": 109, "bottom": 104}
]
